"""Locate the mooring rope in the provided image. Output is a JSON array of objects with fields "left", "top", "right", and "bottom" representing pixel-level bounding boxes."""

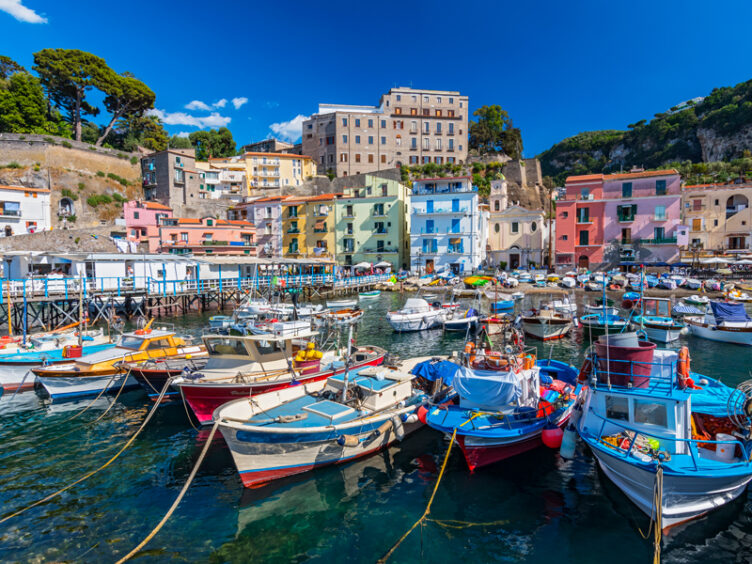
[
  {"left": 114, "top": 421, "right": 219, "bottom": 563},
  {"left": 0, "top": 377, "right": 172, "bottom": 525},
  {"left": 638, "top": 463, "right": 663, "bottom": 564},
  {"left": 61, "top": 371, "right": 120, "bottom": 423}
]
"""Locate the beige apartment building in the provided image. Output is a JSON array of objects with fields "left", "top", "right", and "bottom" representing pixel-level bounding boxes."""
[
  {"left": 302, "top": 87, "right": 469, "bottom": 177},
  {"left": 682, "top": 182, "right": 752, "bottom": 252},
  {"left": 206, "top": 153, "right": 315, "bottom": 195}
]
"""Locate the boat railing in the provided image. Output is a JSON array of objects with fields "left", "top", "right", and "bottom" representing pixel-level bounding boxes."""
[
  {"left": 587, "top": 409, "right": 751, "bottom": 470},
  {"left": 590, "top": 351, "right": 679, "bottom": 396}
]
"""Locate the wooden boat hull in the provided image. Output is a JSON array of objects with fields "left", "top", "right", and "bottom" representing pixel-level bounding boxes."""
[
  {"left": 686, "top": 319, "right": 752, "bottom": 346},
  {"left": 178, "top": 349, "right": 386, "bottom": 425},
  {"left": 38, "top": 372, "right": 140, "bottom": 399},
  {"left": 521, "top": 318, "right": 572, "bottom": 341}
]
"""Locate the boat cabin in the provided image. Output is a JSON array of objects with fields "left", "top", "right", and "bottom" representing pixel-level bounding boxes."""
[
  {"left": 117, "top": 329, "right": 185, "bottom": 351},
  {"left": 642, "top": 297, "right": 671, "bottom": 318},
  {"left": 326, "top": 366, "right": 414, "bottom": 411}
]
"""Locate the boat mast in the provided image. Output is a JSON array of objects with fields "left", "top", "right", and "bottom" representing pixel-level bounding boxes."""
[
  {"left": 78, "top": 276, "right": 84, "bottom": 347},
  {"left": 341, "top": 323, "right": 353, "bottom": 402}
]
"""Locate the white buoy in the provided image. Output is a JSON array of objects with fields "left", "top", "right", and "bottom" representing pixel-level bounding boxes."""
[{"left": 559, "top": 423, "right": 577, "bottom": 459}]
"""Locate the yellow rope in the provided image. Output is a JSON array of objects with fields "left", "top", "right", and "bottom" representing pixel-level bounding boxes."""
[
  {"left": 0, "top": 377, "right": 172, "bottom": 525},
  {"left": 61, "top": 371, "right": 120, "bottom": 423},
  {"left": 638, "top": 464, "right": 663, "bottom": 564},
  {"left": 114, "top": 421, "right": 219, "bottom": 563}
]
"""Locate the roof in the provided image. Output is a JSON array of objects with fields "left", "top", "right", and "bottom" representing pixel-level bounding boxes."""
[
  {"left": 414, "top": 176, "right": 472, "bottom": 182},
  {"left": 283, "top": 193, "right": 340, "bottom": 205},
  {"left": 566, "top": 174, "right": 603, "bottom": 183},
  {"left": 0, "top": 184, "right": 50, "bottom": 193},
  {"left": 243, "top": 152, "right": 312, "bottom": 160},
  {"left": 604, "top": 169, "right": 678, "bottom": 181},
  {"left": 141, "top": 201, "right": 171, "bottom": 211}
]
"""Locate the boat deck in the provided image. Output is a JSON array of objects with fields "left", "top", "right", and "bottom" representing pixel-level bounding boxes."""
[{"left": 245, "top": 394, "right": 365, "bottom": 429}]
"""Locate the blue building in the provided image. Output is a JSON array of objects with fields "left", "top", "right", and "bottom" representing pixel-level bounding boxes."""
[{"left": 409, "top": 176, "right": 488, "bottom": 274}]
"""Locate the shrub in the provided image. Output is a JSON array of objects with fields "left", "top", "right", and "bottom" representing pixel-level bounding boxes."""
[
  {"left": 96, "top": 171, "right": 105, "bottom": 177},
  {"left": 86, "top": 194, "right": 113, "bottom": 208},
  {"left": 19, "top": 136, "right": 25, "bottom": 140},
  {"left": 130, "top": 156, "right": 138, "bottom": 165},
  {"left": 1, "top": 162, "right": 22, "bottom": 169},
  {"left": 112, "top": 192, "right": 126, "bottom": 203},
  {"left": 33, "top": 164, "right": 40, "bottom": 171},
  {"left": 77, "top": 182, "right": 85, "bottom": 190},
  {"left": 117, "top": 153, "right": 126, "bottom": 159},
  {"left": 106, "top": 172, "right": 129, "bottom": 186},
  {"left": 61, "top": 141, "right": 72, "bottom": 149},
  {"left": 43, "top": 137, "right": 54, "bottom": 143},
  {"left": 89, "top": 146, "right": 97, "bottom": 151},
  {"left": 61, "top": 188, "right": 79, "bottom": 201},
  {"left": 74, "top": 237, "right": 80, "bottom": 244}
]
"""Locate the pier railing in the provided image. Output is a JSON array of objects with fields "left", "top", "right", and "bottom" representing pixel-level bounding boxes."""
[{"left": 0, "top": 273, "right": 392, "bottom": 303}]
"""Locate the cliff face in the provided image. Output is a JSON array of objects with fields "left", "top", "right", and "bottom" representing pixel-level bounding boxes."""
[{"left": 538, "top": 77, "right": 752, "bottom": 184}]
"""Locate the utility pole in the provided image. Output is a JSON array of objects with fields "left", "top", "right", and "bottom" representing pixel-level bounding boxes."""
[{"left": 547, "top": 188, "right": 554, "bottom": 270}]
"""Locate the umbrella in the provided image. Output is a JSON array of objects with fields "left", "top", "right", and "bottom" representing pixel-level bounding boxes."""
[
  {"left": 374, "top": 261, "right": 392, "bottom": 268},
  {"left": 354, "top": 262, "right": 372, "bottom": 269},
  {"left": 700, "top": 257, "right": 729, "bottom": 265},
  {"left": 735, "top": 259, "right": 752, "bottom": 265}
]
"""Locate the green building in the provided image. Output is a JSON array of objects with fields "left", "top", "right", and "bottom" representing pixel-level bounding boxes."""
[{"left": 334, "top": 173, "right": 411, "bottom": 270}]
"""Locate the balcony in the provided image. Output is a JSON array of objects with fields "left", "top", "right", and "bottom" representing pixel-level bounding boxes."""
[
  {"left": 654, "top": 214, "right": 668, "bottom": 221},
  {"left": 372, "top": 211, "right": 387, "bottom": 217},
  {"left": 617, "top": 216, "right": 634, "bottom": 223},
  {"left": 362, "top": 247, "right": 398, "bottom": 254},
  {"left": 413, "top": 206, "right": 469, "bottom": 215},
  {"left": 0, "top": 210, "right": 21, "bottom": 217},
  {"left": 447, "top": 247, "right": 465, "bottom": 255},
  {"left": 286, "top": 228, "right": 301, "bottom": 234},
  {"left": 637, "top": 237, "right": 677, "bottom": 245},
  {"left": 313, "top": 227, "right": 328, "bottom": 233},
  {"left": 375, "top": 229, "right": 388, "bottom": 236}
]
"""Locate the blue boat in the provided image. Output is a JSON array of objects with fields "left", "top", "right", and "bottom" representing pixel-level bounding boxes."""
[
  {"left": 633, "top": 297, "right": 686, "bottom": 343},
  {"left": 580, "top": 313, "right": 631, "bottom": 336},
  {"left": 424, "top": 351, "right": 580, "bottom": 470},
  {"left": 575, "top": 343, "right": 752, "bottom": 529}
]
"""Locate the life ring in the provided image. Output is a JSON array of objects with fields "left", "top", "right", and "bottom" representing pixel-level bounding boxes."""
[
  {"left": 464, "top": 341, "right": 475, "bottom": 355},
  {"left": 677, "top": 346, "right": 691, "bottom": 388},
  {"left": 578, "top": 357, "right": 593, "bottom": 383},
  {"left": 486, "top": 352, "right": 509, "bottom": 370}
]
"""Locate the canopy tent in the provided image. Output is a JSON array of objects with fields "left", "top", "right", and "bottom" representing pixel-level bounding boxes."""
[
  {"left": 735, "top": 259, "right": 752, "bottom": 265},
  {"left": 453, "top": 365, "right": 522, "bottom": 410},
  {"left": 700, "top": 257, "right": 730, "bottom": 265},
  {"left": 353, "top": 262, "right": 372, "bottom": 269}
]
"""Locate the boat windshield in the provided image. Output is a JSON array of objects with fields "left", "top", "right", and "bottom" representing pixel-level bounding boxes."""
[
  {"left": 644, "top": 299, "right": 670, "bottom": 317},
  {"left": 118, "top": 335, "right": 145, "bottom": 350},
  {"left": 205, "top": 337, "right": 249, "bottom": 356}
]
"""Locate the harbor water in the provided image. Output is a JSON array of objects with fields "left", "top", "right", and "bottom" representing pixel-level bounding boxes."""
[{"left": 1, "top": 292, "right": 751, "bottom": 563}]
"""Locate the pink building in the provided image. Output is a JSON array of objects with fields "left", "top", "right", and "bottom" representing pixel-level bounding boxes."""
[
  {"left": 125, "top": 200, "right": 174, "bottom": 244},
  {"left": 153, "top": 217, "right": 257, "bottom": 255},
  {"left": 555, "top": 169, "right": 681, "bottom": 268}
]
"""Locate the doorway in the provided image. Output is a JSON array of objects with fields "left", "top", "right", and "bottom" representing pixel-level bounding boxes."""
[
  {"left": 578, "top": 255, "right": 590, "bottom": 268},
  {"left": 509, "top": 253, "right": 520, "bottom": 269},
  {"left": 425, "top": 259, "right": 434, "bottom": 274}
]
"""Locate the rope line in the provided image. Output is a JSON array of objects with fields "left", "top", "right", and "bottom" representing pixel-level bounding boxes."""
[
  {"left": 0, "top": 377, "right": 172, "bottom": 525},
  {"left": 638, "top": 464, "right": 663, "bottom": 564},
  {"left": 114, "top": 421, "right": 219, "bottom": 564}
]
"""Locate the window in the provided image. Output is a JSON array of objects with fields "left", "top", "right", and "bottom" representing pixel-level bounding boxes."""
[
  {"left": 494, "top": 223, "right": 500, "bottom": 233},
  {"left": 340, "top": 153, "right": 348, "bottom": 162},
  {"left": 654, "top": 205, "right": 666, "bottom": 220},
  {"left": 436, "top": 122, "right": 442, "bottom": 134},
  {"left": 342, "top": 118, "right": 347, "bottom": 126},
  {"left": 435, "top": 138, "right": 442, "bottom": 151},
  {"left": 368, "top": 136, "right": 374, "bottom": 144},
  {"left": 448, "top": 109, "right": 455, "bottom": 117},
  {"left": 133, "top": 211, "right": 140, "bottom": 220},
  {"left": 355, "top": 154, "right": 361, "bottom": 163},
  {"left": 423, "top": 122, "right": 430, "bottom": 134},
  {"left": 396, "top": 135, "right": 402, "bottom": 146},
  {"left": 342, "top": 135, "right": 348, "bottom": 143},
  {"left": 622, "top": 182, "right": 632, "bottom": 198},
  {"left": 714, "top": 219, "right": 718, "bottom": 227},
  {"left": 511, "top": 222, "right": 519, "bottom": 234},
  {"left": 605, "top": 396, "right": 629, "bottom": 421},
  {"left": 410, "top": 121, "right": 417, "bottom": 132},
  {"left": 531, "top": 221, "right": 537, "bottom": 232},
  {"left": 181, "top": 232, "right": 188, "bottom": 241},
  {"left": 354, "top": 135, "right": 360, "bottom": 144},
  {"left": 174, "top": 168, "right": 185, "bottom": 183},
  {"left": 368, "top": 154, "right": 374, "bottom": 163},
  {"left": 437, "top": 96, "right": 442, "bottom": 103},
  {"left": 396, "top": 95, "right": 401, "bottom": 101},
  {"left": 562, "top": 211, "right": 568, "bottom": 218},
  {"left": 634, "top": 400, "right": 667, "bottom": 427},
  {"left": 381, "top": 136, "right": 386, "bottom": 145},
  {"left": 451, "top": 218, "right": 460, "bottom": 233},
  {"left": 423, "top": 109, "right": 429, "bottom": 116},
  {"left": 654, "top": 227, "right": 665, "bottom": 241},
  {"left": 411, "top": 138, "right": 417, "bottom": 149},
  {"left": 656, "top": 180, "right": 667, "bottom": 195},
  {"left": 577, "top": 207, "right": 590, "bottom": 223},
  {"left": 579, "top": 230, "right": 589, "bottom": 245},
  {"left": 621, "top": 228, "right": 631, "bottom": 244},
  {"left": 448, "top": 123, "right": 454, "bottom": 135},
  {"left": 692, "top": 218, "right": 702, "bottom": 231},
  {"left": 422, "top": 137, "right": 429, "bottom": 150},
  {"left": 381, "top": 120, "right": 386, "bottom": 128},
  {"left": 425, "top": 219, "right": 435, "bottom": 233},
  {"left": 693, "top": 199, "right": 703, "bottom": 211},
  {"left": 580, "top": 188, "right": 589, "bottom": 199},
  {"left": 381, "top": 155, "right": 386, "bottom": 164},
  {"left": 494, "top": 200, "right": 500, "bottom": 211},
  {"left": 562, "top": 235, "right": 568, "bottom": 241},
  {"left": 368, "top": 119, "right": 373, "bottom": 128},
  {"left": 449, "top": 97, "right": 454, "bottom": 104},
  {"left": 715, "top": 199, "right": 720, "bottom": 206},
  {"left": 423, "top": 95, "right": 429, "bottom": 102},
  {"left": 355, "top": 119, "right": 361, "bottom": 127},
  {"left": 346, "top": 205, "right": 353, "bottom": 217},
  {"left": 617, "top": 204, "right": 637, "bottom": 222},
  {"left": 410, "top": 108, "right": 417, "bottom": 115},
  {"left": 448, "top": 139, "right": 454, "bottom": 151}
]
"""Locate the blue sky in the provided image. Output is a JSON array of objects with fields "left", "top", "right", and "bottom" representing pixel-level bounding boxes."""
[{"left": 3, "top": 0, "right": 752, "bottom": 156}]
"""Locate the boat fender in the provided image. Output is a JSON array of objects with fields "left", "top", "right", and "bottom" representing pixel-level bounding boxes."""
[
  {"left": 577, "top": 357, "right": 593, "bottom": 383},
  {"left": 542, "top": 424, "right": 564, "bottom": 449},
  {"left": 370, "top": 419, "right": 393, "bottom": 441},
  {"left": 275, "top": 413, "right": 308, "bottom": 423},
  {"left": 337, "top": 434, "right": 359, "bottom": 447},
  {"left": 559, "top": 423, "right": 578, "bottom": 459},
  {"left": 391, "top": 415, "right": 405, "bottom": 441},
  {"left": 402, "top": 413, "right": 419, "bottom": 424}
]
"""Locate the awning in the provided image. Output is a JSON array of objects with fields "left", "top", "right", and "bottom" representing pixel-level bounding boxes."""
[{"left": 314, "top": 220, "right": 325, "bottom": 230}]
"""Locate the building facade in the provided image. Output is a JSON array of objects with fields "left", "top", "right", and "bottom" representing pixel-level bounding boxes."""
[
  {"left": 302, "top": 87, "right": 469, "bottom": 177},
  {"left": 240, "top": 139, "right": 297, "bottom": 154},
  {"left": 334, "top": 174, "right": 411, "bottom": 269},
  {"left": 195, "top": 159, "right": 246, "bottom": 201},
  {"left": 243, "top": 153, "right": 314, "bottom": 193},
  {"left": 153, "top": 216, "right": 256, "bottom": 255},
  {"left": 488, "top": 206, "right": 548, "bottom": 269},
  {"left": 409, "top": 176, "right": 486, "bottom": 274},
  {"left": 124, "top": 200, "right": 173, "bottom": 246},
  {"left": 141, "top": 149, "right": 202, "bottom": 208},
  {"left": 681, "top": 182, "right": 752, "bottom": 252},
  {"left": 228, "top": 196, "right": 286, "bottom": 258},
  {"left": 555, "top": 169, "right": 681, "bottom": 268},
  {"left": 0, "top": 185, "right": 51, "bottom": 236}
]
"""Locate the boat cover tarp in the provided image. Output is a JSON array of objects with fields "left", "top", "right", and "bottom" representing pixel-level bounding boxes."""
[
  {"left": 453, "top": 366, "right": 521, "bottom": 410},
  {"left": 711, "top": 301, "right": 751, "bottom": 323},
  {"left": 672, "top": 303, "right": 704, "bottom": 315},
  {"left": 410, "top": 359, "right": 460, "bottom": 387}
]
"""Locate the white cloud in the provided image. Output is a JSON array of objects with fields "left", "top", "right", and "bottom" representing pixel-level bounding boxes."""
[
  {"left": 0, "top": 0, "right": 46, "bottom": 23},
  {"left": 269, "top": 114, "right": 308, "bottom": 142},
  {"left": 148, "top": 108, "right": 231, "bottom": 129},
  {"left": 185, "top": 100, "right": 211, "bottom": 111},
  {"left": 232, "top": 97, "right": 248, "bottom": 110},
  {"left": 176, "top": 131, "right": 191, "bottom": 138},
  {"left": 213, "top": 99, "right": 228, "bottom": 109}
]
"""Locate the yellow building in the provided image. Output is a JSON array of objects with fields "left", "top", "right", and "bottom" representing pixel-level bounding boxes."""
[
  {"left": 282, "top": 196, "right": 307, "bottom": 257},
  {"left": 244, "top": 153, "right": 315, "bottom": 193},
  {"left": 281, "top": 194, "right": 339, "bottom": 258}
]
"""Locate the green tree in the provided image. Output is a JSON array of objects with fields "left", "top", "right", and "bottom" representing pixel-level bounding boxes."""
[
  {"left": 32, "top": 48, "right": 112, "bottom": 142},
  {"left": 0, "top": 71, "right": 68, "bottom": 135},
  {"left": 0, "top": 55, "right": 25, "bottom": 79},
  {"left": 189, "top": 127, "right": 236, "bottom": 160},
  {"left": 96, "top": 72, "right": 155, "bottom": 146},
  {"left": 169, "top": 135, "right": 193, "bottom": 149},
  {"left": 117, "top": 114, "right": 168, "bottom": 151},
  {"left": 469, "top": 105, "right": 523, "bottom": 158}
]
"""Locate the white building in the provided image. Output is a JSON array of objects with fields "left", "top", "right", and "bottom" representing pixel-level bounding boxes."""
[
  {"left": 0, "top": 185, "right": 51, "bottom": 236},
  {"left": 409, "top": 176, "right": 487, "bottom": 274},
  {"left": 198, "top": 165, "right": 246, "bottom": 201}
]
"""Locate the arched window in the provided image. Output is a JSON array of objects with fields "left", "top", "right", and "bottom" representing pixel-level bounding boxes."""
[
  {"left": 494, "top": 200, "right": 500, "bottom": 211},
  {"left": 494, "top": 223, "right": 500, "bottom": 233},
  {"left": 531, "top": 221, "right": 537, "bottom": 232}
]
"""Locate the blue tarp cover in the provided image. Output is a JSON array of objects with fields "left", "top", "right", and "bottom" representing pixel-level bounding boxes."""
[
  {"left": 453, "top": 366, "right": 521, "bottom": 410},
  {"left": 711, "top": 301, "right": 751, "bottom": 323},
  {"left": 410, "top": 359, "right": 461, "bottom": 387}
]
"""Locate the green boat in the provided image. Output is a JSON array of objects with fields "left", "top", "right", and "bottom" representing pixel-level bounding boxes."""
[{"left": 359, "top": 290, "right": 381, "bottom": 299}]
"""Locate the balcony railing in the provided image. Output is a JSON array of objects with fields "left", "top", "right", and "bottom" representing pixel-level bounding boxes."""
[
  {"left": 313, "top": 228, "right": 328, "bottom": 233},
  {"left": 286, "top": 228, "right": 300, "bottom": 234},
  {"left": 413, "top": 206, "right": 469, "bottom": 215},
  {"left": 362, "top": 248, "right": 398, "bottom": 254},
  {"left": 638, "top": 237, "right": 678, "bottom": 245},
  {"left": 447, "top": 247, "right": 465, "bottom": 254}
]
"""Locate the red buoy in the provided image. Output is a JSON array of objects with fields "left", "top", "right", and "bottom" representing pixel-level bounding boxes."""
[
  {"left": 417, "top": 405, "right": 429, "bottom": 424},
  {"left": 542, "top": 425, "right": 564, "bottom": 449}
]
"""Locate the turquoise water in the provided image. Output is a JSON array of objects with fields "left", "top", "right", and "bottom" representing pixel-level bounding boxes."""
[{"left": 1, "top": 292, "right": 751, "bottom": 562}]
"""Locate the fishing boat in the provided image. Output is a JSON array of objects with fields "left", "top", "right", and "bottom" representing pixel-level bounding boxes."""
[
  {"left": 33, "top": 327, "right": 206, "bottom": 399},
  {"left": 214, "top": 356, "right": 441, "bottom": 487},
  {"left": 685, "top": 278, "right": 702, "bottom": 290},
  {"left": 125, "top": 356, "right": 209, "bottom": 400},
  {"left": 685, "top": 301, "right": 752, "bottom": 346},
  {"left": 633, "top": 297, "right": 686, "bottom": 343},
  {"left": 0, "top": 334, "right": 115, "bottom": 393},
  {"left": 386, "top": 298, "right": 445, "bottom": 332},
  {"left": 657, "top": 278, "right": 677, "bottom": 290},
  {"left": 235, "top": 298, "right": 272, "bottom": 319},
  {"left": 358, "top": 290, "right": 381, "bottom": 300},
  {"left": 517, "top": 272, "right": 533, "bottom": 284},
  {"left": 443, "top": 308, "right": 480, "bottom": 332},
  {"left": 209, "top": 315, "right": 234, "bottom": 330},
  {"left": 502, "top": 277, "right": 519, "bottom": 288},
  {"left": 547, "top": 273, "right": 560, "bottom": 283},
  {"left": 314, "top": 308, "right": 364, "bottom": 327},
  {"left": 584, "top": 303, "right": 618, "bottom": 315},
  {"left": 176, "top": 331, "right": 387, "bottom": 424},
  {"left": 424, "top": 339, "right": 580, "bottom": 470},
  {"left": 326, "top": 299, "right": 357, "bottom": 309},
  {"left": 550, "top": 297, "right": 577, "bottom": 315},
  {"left": 684, "top": 295, "right": 710, "bottom": 306},
  {"left": 560, "top": 276, "right": 576, "bottom": 289},
  {"left": 726, "top": 289, "right": 752, "bottom": 302},
  {"left": 580, "top": 313, "right": 630, "bottom": 336},
  {"left": 521, "top": 309, "right": 573, "bottom": 341},
  {"left": 575, "top": 342, "right": 752, "bottom": 529}
]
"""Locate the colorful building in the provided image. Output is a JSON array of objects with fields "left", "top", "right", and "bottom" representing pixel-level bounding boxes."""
[
  {"left": 280, "top": 194, "right": 340, "bottom": 259},
  {"left": 0, "top": 184, "right": 51, "bottom": 236},
  {"left": 681, "top": 182, "right": 752, "bottom": 252},
  {"left": 195, "top": 158, "right": 246, "bottom": 201},
  {"left": 201, "top": 153, "right": 314, "bottom": 195},
  {"left": 124, "top": 200, "right": 173, "bottom": 246},
  {"left": 153, "top": 216, "right": 256, "bottom": 255},
  {"left": 555, "top": 169, "right": 681, "bottom": 268},
  {"left": 281, "top": 196, "right": 308, "bottom": 257},
  {"left": 334, "top": 174, "right": 411, "bottom": 269},
  {"left": 228, "top": 196, "right": 287, "bottom": 257},
  {"left": 409, "top": 176, "right": 486, "bottom": 274}
]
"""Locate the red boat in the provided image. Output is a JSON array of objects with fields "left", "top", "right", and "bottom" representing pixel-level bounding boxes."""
[{"left": 175, "top": 330, "right": 386, "bottom": 425}]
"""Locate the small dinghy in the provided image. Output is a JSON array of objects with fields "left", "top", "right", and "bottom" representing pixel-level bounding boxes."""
[
  {"left": 326, "top": 298, "right": 358, "bottom": 309},
  {"left": 358, "top": 290, "right": 381, "bottom": 300},
  {"left": 315, "top": 308, "right": 364, "bottom": 327},
  {"left": 684, "top": 295, "right": 710, "bottom": 306},
  {"left": 387, "top": 298, "right": 445, "bottom": 332},
  {"left": 657, "top": 278, "right": 677, "bottom": 290},
  {"left": 443, "top": 308, "right": 480, "bottom": 332},
  {"left": 209, "top": 315, "right": 234, "bottom": 330},
  {"left": 560, "top": 276, "right": 576, "bottom": 289},
  {"left": 684, "top": 278, "right": 702, "bottom": 290},
  {"left": 686, "top": 301, "right": 752, "bottom": 346},
  {"left": 550, "top": 297, "right": 577, "bottom": 315},
  {"left": 580, "top": 313, "right": 630, "bottom": 336}
]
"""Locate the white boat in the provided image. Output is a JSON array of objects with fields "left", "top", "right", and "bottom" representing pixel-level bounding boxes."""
[
  {"left": 443, "top": 308, "right": 480, "bottom": 332},
  {"left": 386, "top": 298, "right": 445, "bottom": 332},
  {"left": 550, "top": 297, "right": 577, "bottom": 315},
  {"left": 560, "top": 276, "right": 576, "bottom": 289},
  {"left": 314, "top": 308, "right": 364, "bottom": 327},
  {"left": 685, "top": 278, "right": 702, "bottom": 290},
  {"left": 670, "top": 275, "right": 686, "bottom": 287},
  {"left": 657, "top": 278, "right": 677, "bottom": 290},
  {"left": 577, "top": 345, "right": 752, "bottom": 528},
  {"left": 633, "top": 298, "right": 686, "bottom": 343},
  {"left": 235, "top": 298, "right": 272, "bottom": 319},
  {"left": 684, "top": 295, "right": 710, "bottom": 306},
  {"left": 503, "top": 277, "right": 519, "bottom": 288},
  {"left": 248, "top": 319, "right": 312, "bottom": 337},
  {"left": 726, "top": 289, "right": 752, "bottom": 302},
  {"left": 326, "top": 299, "right": 357, "bottom": 309},
  {"left": 521, "top": 309, "right": 573, "bottom": 341},
  {"left": 269, "top": 304, "right": 324, "bottom": 318},
  {"left": 214, "top": 359, "right": 437, "bottom": 487},
  {"left": 686, "top": 301, "right": 752, "bottom": 346}
]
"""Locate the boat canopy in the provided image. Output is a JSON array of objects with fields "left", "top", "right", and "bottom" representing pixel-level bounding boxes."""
[
  {"left": 454, "top": 365, "right": 521, "bottom": 410},
  {"left": 400, "top": 298, "right": 431, "bottom": 312},
  {"left": 711, "top": 301, "right": 751, "bottom": 323},
  {"left": 410, "top": 359, "right": 460, "bottom": 387}
]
